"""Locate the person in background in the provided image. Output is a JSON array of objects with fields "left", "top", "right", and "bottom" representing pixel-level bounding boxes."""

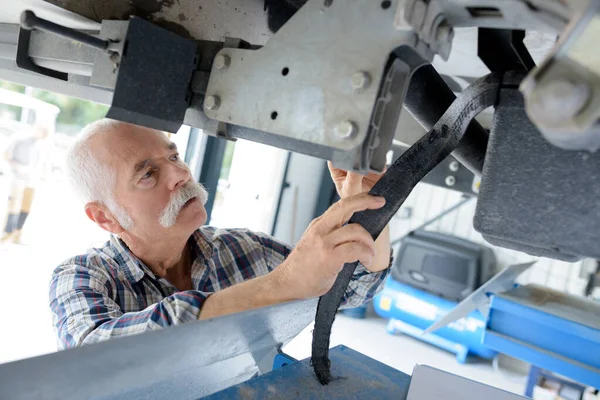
[{"left": 1, "top": 124, "right": 48, "bottom": 244}]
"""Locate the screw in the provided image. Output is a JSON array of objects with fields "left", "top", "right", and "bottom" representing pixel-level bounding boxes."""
[
  {"left": 205, "top": 95, "right": 221, "bottom": 111},
  {"left": 336, "top": 120, "right": 357, "bottom": 139},
  {"left": 449, "top": 160, "right": 460, "bottom": 172},
  {"left": 534, "top": 79, "right": 590, "bottom": 121},
  {"left": 445, "top": 175, "right": 456, "bottom": 187},
  {"left": 214, "top": 54, "right": 230, "bottom": 71},
  {"left": 351, "top": 72, "right": 371, "bottom": 92}
]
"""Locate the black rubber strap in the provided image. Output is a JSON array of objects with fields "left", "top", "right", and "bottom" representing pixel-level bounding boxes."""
[{"left": 311, "top": 72, "right": 506, "bottom": 385}]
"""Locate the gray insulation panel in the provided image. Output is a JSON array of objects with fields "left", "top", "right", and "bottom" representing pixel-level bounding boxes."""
[{"left": 474, "top": 89, "right": 600, "bottom": 261}]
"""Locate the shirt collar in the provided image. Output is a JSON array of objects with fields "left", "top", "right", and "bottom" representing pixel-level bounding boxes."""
[
  {"left": 109, "top": 229, "right": 214, "bottom": 285},
  {"left": 109, "top": 235, "right": 154, "bottom": 284},
  {"left": 190, "top": 228, "right": 215, "bottom": 260}
]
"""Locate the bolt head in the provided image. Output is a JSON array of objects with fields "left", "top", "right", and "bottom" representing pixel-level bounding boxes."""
[
  {"left": 445, "top": 175, "right": 456, "bottom": 187},
  {"left": 533, "top": 79, "right": 590, "bottom": 121},
  {"left": 214, "top": 54, "right": 230, "bottom": 71},
  {"left": 205, "top": 95, "right": 221, "bottom": 111},
  {"left": 351, "top": 72, "right": 371, "bottom": 92},
  {"left": 449, "top": 160, "right": 460, "bottom": 172},
  {"left": 336, "top": 120, "right": 358, "bottom": 139}
]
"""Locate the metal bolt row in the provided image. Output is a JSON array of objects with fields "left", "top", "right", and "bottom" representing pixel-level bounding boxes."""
[{"left": 207, "top": 54, "right": 371, "bottom": 141}]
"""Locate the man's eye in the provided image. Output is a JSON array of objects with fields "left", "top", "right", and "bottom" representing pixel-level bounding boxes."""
[
  {"left": 142, "top": 170, "right": 154, "bottom": 179},
  {"left": 170, "top": 153, "right": 179, "bottom": 161}
]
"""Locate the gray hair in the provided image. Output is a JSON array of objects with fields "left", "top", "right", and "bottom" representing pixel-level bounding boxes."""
[{"left": 65, "top": 118, "right": 134, "bottom": 230}]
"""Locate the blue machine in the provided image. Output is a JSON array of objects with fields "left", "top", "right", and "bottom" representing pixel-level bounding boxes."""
[
  {"left": 483, "top": 285, "right": 600, "bottom": 389},
  {"left": 374, "top": 277, "right": 497, "bottom": 363}
]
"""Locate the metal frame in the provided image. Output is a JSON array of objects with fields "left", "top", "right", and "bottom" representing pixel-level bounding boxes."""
[
  {"left": 0, "top": 298, "right": 318, "bottom": 400},
  {"left": 204, "top": 0, "right": 432, "bottom": 172}
]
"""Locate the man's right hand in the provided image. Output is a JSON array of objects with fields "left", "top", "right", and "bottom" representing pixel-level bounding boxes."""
[{"left": 273, "top": 193, "right": 386, "bottom": 300}]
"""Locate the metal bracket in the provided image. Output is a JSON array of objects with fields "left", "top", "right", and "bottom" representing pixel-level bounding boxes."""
[
  {"left": 204, "top": 0, "right": 429, "bottom": 172},
  {"left": 404, "top": 0, "right": 454, "bottom": 60},
  {"left": 520, "top": 0, "right": 600, "bottom": 150}
]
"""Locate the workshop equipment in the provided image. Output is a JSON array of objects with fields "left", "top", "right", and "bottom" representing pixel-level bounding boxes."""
[
  {"left": 203, "top": 346, "right": 527, "bottom": 400},
  {"left": 390, "top": 230, "right": 496, "bottom": 302},
  {"left": 484, "top": 285, "right": 600, "bottom": 389},
  {"left": 374, "top": 279, "right": 497, "bottom": 363}
]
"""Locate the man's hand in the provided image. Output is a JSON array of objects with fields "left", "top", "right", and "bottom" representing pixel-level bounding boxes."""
[
  {"left": 327, "top": 161, "right": 391, "bottom": 273},
  {"left": 328, "top": 161, "right": 385, "bottom": 198},
  {"left": 274, "top": 193, "right": 386, "bottom": 300}
]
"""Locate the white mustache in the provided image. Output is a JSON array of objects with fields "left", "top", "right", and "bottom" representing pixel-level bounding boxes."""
[{"left": 158, "top": 181, "right": 208, "bottom": 228}]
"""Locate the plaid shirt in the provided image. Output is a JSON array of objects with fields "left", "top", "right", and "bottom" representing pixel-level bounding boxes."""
[{"left": 49, "top": 226, "right": 389, "bottom": 349}]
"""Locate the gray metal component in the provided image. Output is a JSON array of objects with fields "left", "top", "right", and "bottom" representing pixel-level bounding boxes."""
[
  {"left": 391, "top": 143, "right": 478, "bottom": 195},
  {"left": 0, "top": 298, "right": 318, "bottom": 400},
  {"left": 214, "top": 54, "right": 230, "bottom": 71},
  {"left": 404, "top": 0, "right": 454, "bottom": 60},
  {"left": 0, "top": 23, "right": 112, "bottom": 104},
  {"left": 424, "top": 262, "right": 535, "bottom": 334},
  {"left": 44, "top": 0, "right": 273, "bottom": 45},
  {"left": 520, "top": 0, "right": 600, "bottom": 150},
  {"left": 205, "top": 95, "right": 221, "bottom": 111},
  {"left": 204, "top": 0, "right": 427, "bottom": 172},
  {"left": 106, "top": 17, "right": 198, "bottom": 133},
  {"left": 90, "top": 20, "right": 127, "bottom": 89},
  {"left": 335, "top": 120, "right": 358, "bottom": 140},
  {"left": 439, "top": 0, "right": 571, "bottom": 32},
  {"left": 351, "top": 71, "right": 372, "bottom": 92},
  {"left": 27, "top": 28, "right": 98, "bottom": 76},
  {"left": 474, "top": 87, "right": 600, "bottom": 261}
]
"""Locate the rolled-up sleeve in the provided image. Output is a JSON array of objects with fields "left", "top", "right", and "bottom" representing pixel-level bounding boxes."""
[
  {"left": 340, "top": 262, "right": 391, "bottom": 309},
  {"left": 49, "top": 264, "right": 210, "bottom": 349}
]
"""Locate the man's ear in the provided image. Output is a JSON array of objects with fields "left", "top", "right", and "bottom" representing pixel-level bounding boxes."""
[{"left": 85, "top": 202, "right": 125, "bottom": 235}]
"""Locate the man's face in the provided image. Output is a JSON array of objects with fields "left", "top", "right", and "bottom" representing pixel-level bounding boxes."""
[{"left": 95, "top": 124, "right": 208, "bottom": 238}]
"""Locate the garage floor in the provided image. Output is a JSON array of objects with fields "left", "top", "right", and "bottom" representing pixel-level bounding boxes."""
[{"left": 284, "top": 308, "right": 529, "bottom": 397}]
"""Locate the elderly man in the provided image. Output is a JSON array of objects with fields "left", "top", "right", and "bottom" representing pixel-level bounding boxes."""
[{"left": 49, "top": 119, "right": 391, "bottom": 349}]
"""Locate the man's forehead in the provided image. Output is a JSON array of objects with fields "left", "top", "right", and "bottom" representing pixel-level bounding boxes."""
[{"left": 92, "top": 124, "right": 171, "bottom": 165}]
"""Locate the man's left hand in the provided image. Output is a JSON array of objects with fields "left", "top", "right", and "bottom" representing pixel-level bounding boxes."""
[{"left": 328, "top": 161, "right": 385, "bottom": 198}]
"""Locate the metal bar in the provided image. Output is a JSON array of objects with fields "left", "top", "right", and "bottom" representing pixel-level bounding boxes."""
[
  {"left": 404, "top": 64, "right": 490, "bottom": 174},
  {"left": 0, "top": 298, "right": 318, "bottom": 400},
  {"left": 478, "top": 28, "right": 535, "bottom": 72},
  {"left": 270, "top": 152, "right": 292, "bottom": 236},
  {"left": 198, "top": 135, "right": 228, "bottom": 224},
  {"left": 20, "top": 10, "right": 108, "bottom": 51}
]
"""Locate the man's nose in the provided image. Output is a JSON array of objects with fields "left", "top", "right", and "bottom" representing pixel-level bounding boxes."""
[{"left": 167, "top": 162, "right": 191, "bottom": 191}]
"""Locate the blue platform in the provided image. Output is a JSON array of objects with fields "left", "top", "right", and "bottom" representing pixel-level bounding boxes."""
[
  {"left": 202, "top": 345, "right": 412, "bottom": 399},
  {"left": 483, "top": 285, "right": 600, "bottom": 389}
]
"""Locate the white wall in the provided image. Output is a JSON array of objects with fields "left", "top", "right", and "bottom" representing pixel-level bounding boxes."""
[{"left": 390, "top": 182, "right": 590, "bottom": 296}]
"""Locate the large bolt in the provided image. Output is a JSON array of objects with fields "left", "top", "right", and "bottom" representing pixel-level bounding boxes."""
[
  {"left": 214, "top": 54, "right": 230, "bottom": 71},
  {"left": 351, "top": 71, "right": 371, "bottom": 92},
  {"left": 205, "top": 95, "right": 221, "bottom": 111},
  {"left": 533, "top": 79, "right": 590, "bottom": 122},
  {"left": 336, "top": 120, "right": 358, "bottom": 139}
]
